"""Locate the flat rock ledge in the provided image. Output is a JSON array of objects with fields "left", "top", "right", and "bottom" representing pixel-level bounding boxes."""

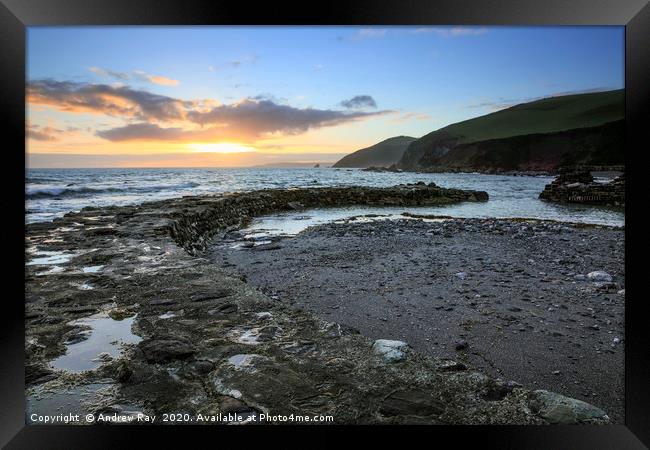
[{"left": 25, "top": 184, "right": 609, "bottom": 424}]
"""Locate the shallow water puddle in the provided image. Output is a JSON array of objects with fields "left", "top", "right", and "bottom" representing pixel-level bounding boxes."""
[
  {"left": 242, "top": 208, "right": 403, "bottom": 237},
  {"left": 86, "top": 224, "right": 115, "bottom": 230},
  {"left": 241, "top": 196, "right": 625, "bottom": 238},
  {"left": 26, "top": 250, "right": 76, "bottom": 266},
  {"left": 51, "top": 225, "right": 80, "bottom": 233},
  {"left": 227, "top": 354, "right": 261, "bottom": 370},
  {"left": 83, "top": 265, "right": 104, "bottom": 273},
  {"left": 84, "top": 216, "right": 115, "bottom": 222},
  {"left": 51, "top": 313, "right": 141, "bottom": 373},
  {"left": 35, "top": 266, "right": 66, "bottom": 276}
]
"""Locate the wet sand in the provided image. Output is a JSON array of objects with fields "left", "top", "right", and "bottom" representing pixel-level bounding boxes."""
[{"left": 210, "top": 216, "right": 625, "bottom": 422}]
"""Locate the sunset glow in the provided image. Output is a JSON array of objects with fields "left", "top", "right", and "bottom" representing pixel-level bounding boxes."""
[
  {"left": 187, "top": 143, "right": 257, "bottom": 153},
  {"left": 26, "top": 26, "right": 624, "bottom": 168}
]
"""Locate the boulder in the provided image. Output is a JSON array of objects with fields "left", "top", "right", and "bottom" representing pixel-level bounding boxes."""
[
  {"left": 372, "top": 339, "right": 408, "bottom": 362},
  {"left": 530, "top": 390, "right": 609, "bottom": 424}
]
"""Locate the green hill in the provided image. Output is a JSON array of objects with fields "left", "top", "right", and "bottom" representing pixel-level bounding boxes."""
[
  {"left": 333, "top": 136, "right": 417, "bottom": 168},
  {"left": 398, "top": 89, "right": 624, "bottom": 172}
]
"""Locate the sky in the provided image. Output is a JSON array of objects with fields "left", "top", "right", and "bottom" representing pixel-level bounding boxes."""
[{"left": 26, "top": 26, "right": 624, "bottom": 168}]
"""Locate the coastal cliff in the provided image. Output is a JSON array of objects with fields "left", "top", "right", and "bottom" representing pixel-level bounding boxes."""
[
  {"left": 396, "top": 90, "right": 624, "bottom": 173},
  {"left": 332, "top": 136, "right": 416, "bottom": 168}
]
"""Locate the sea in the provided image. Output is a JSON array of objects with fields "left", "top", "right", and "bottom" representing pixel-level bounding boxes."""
[{"left": 25, "top": 168, "right": 624, "bottom": 233}]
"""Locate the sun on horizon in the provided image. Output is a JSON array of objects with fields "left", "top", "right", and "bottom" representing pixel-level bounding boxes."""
[{"left": 26, "top": 26, "right": 624, "bottom": 168}]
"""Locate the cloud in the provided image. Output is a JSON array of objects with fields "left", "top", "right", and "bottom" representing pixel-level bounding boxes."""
[
  {"left": 28, "top": 79, "right": 189, "bottom": 121},
  {"left": 411, "top": 27, "right": 488, "bottom": 37},
  {"left": 390, "top": 112, "right": 432, "bottom": 123},
  {"left": 95, "top": 123, "right": 190, "bottom": 141},
  {"left": 209, "top": 55, "right": 259, "bottom": 71},
  {"left": 89, "top": 67, "right": 179, "bottom": 86},
  {"left": 133, "top": 71, "right": 180, "bottom": 86},
  {"left": 187, "top": 98, "right": 391, "bottom": 138},
  {"left": 89, "top": 67, "right": 131, "bottom": 81},
  {"left": 27, "top": 123, "right": 64, "bottom": 141},
  {"left": 340, "top": 95, "right": 377, "bottom": 110},
  {"left": 28, "top": 79, "right": 394, "bottom": 142}
]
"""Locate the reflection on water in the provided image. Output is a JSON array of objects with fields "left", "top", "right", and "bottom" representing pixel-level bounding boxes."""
[
  {"left": 243, "top": 201, "right": 623, "bottom": 239},
  {"left": 26, "top": 250, "right": 76, "bottom": 266},
  {"left": 51, "top": 313, "right": 141, "bottom": 373}
]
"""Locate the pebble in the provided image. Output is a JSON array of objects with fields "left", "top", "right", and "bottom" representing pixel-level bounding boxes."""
[{"left": 587, "top": 271, "right": 613, "bottom": 282}]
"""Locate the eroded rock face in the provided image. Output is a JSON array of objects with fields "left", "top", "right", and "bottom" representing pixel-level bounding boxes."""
[
  {"left": 539, "top": 166, "right": 624, "bottom": 207},
  {"left": 24, "top": 185, "right": 610, "bottom": 424}
]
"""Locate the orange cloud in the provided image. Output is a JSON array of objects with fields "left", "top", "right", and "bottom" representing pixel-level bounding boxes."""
[
  {"left": 26, "top": 122, "right": 77, "bottom": 141},
  {"left": 28, "top": 80, "right": 188, "bottom": 120},
  {"left": 89, "top": 67, "right": 180, "bottom": 86},
  {"left": 28, "top": 80, "right": 395, "bottom": 143},
  {"left": 134, "top": 71, "right": 180, "bottom": 86}
]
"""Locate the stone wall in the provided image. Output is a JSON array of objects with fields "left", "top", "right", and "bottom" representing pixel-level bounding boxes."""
[{"left": 167, "top": 183, "right": 488, "bottom": 253}]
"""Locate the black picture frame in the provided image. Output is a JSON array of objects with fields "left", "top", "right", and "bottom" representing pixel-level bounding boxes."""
[{"left": 2, "top": 0, "right": 648, "bottom": 447}]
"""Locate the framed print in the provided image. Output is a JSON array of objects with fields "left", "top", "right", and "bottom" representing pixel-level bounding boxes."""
[{"left": 1, "top": 0, "right": 648, "bottom": 447}]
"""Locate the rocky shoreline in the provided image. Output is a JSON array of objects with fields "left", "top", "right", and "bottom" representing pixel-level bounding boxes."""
[
  {"left": 360, "top": 165, "right": 553, "bottom": 177},
  {"left": 25, "top": 184, "right": 614, "bottom": 425},
  {"left": 539, "top": 167, "right": 625, "bottom": 207}
]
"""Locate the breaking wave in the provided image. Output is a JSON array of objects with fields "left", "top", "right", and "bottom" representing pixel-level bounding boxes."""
[{"left": 26, "top": 181, "right": 200, "bottom": 200}]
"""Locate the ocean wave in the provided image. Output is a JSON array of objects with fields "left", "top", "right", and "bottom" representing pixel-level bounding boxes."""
[
  {"left": 26, "top": 177, "right": 64, "bottom": 184},
  {"left": 26, "top": 182, "right": 200, "bottom": 200}
]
